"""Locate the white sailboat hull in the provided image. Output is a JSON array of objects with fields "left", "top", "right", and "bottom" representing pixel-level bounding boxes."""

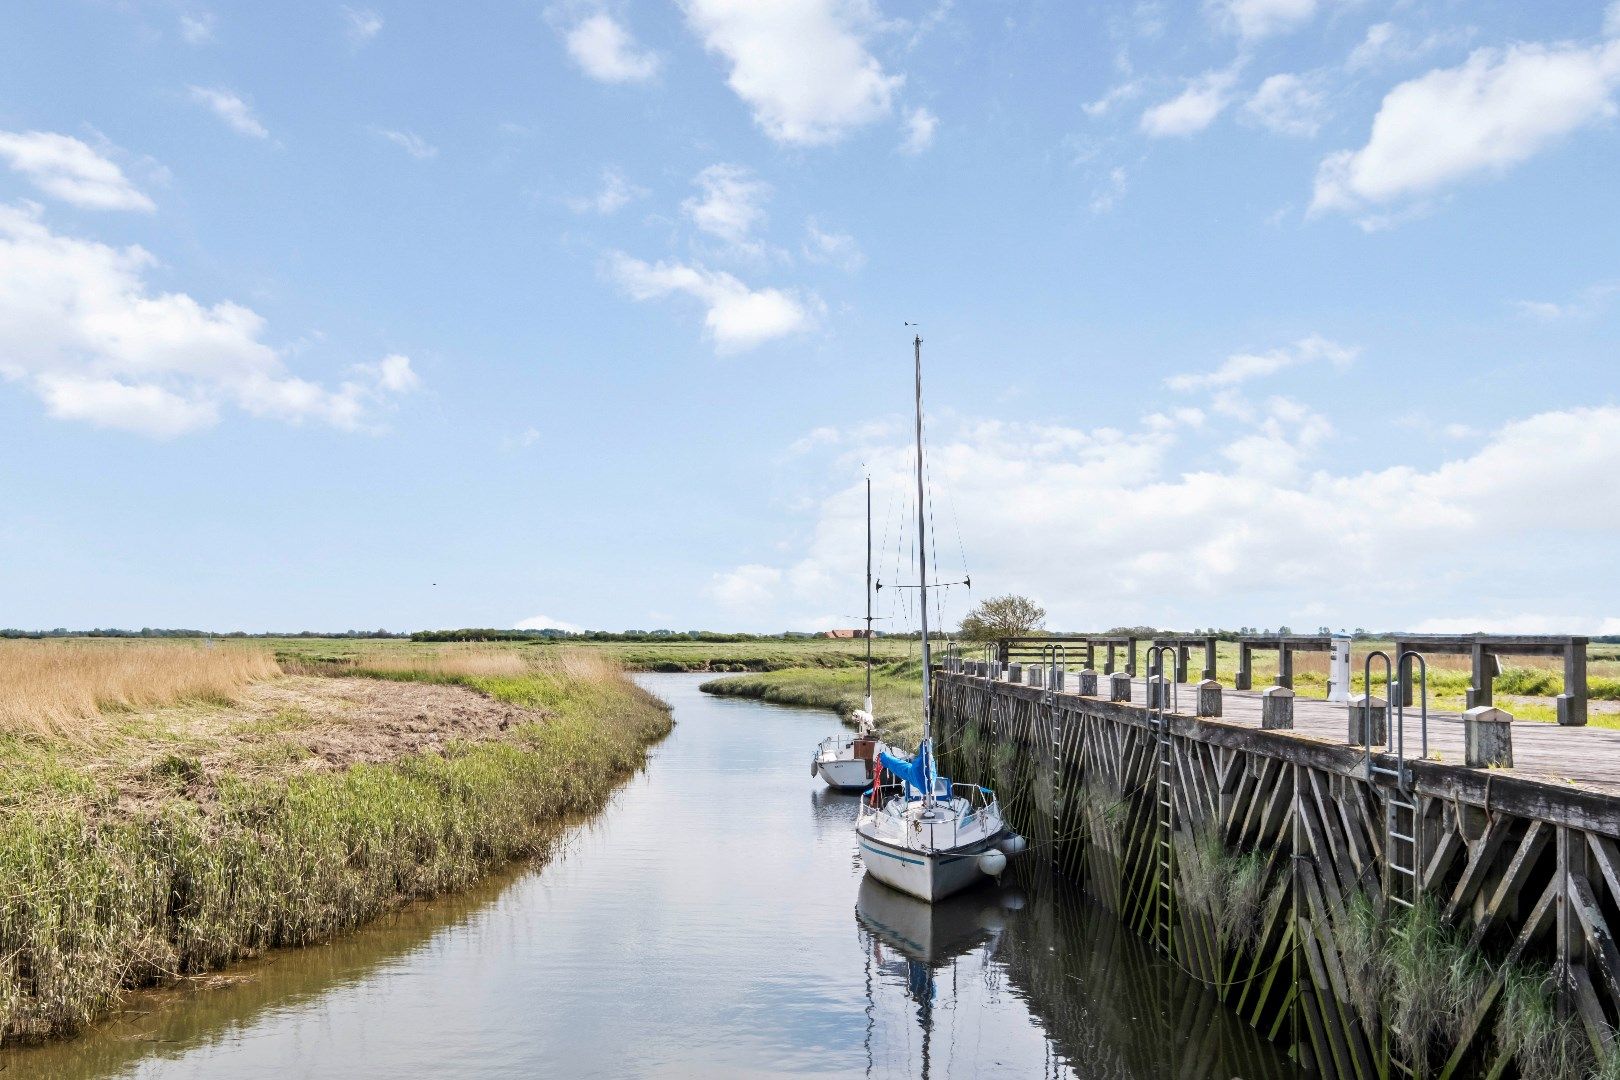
[
  {"left": 857, "top": 830, "right": 999, "bottom": 902},
  {"left": 817, "top": 756, "right": 873, "bottom": 791}
]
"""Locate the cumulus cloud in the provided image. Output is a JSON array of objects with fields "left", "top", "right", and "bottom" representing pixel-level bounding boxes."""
[
  {"left": 1212, "top": 0, "right": 1316, "bottom": 41},
  {"left": 901, "top": 106, "right": 937, "bottom": 153},
  {"left": 179, "top": 12, "right": 216, "bottom": 45},
  {"left": 1089, "top": 166, "right": 1128, "bottom": 214},
  {"left": 0, "top": 131, "right": 155, "bottom": 212},
  {"left": 1514, "top": 282, "right": 1620, "bottom": 321},
  {"left": 719, "top": 399, "right": 1620, "bottom": 632},
  {"left": 1140, "top": 66, "right": 1241, "bottom": 137},
  {"left": 680, "top": 0, "right": 903, "bottom": 145},
  {"left": 341, "top": 6, "right": 383, "bottom": 45},
  {"left": 374, "top": 128, "right": 438, "bottom": 159},
  {"left": 1245, "top": 73, "right": 1327, "bottom": 137},
  {"left": 1312, "top": 40, "right": 1620, "bottom": 217},
  {"left": 710, "top": 564, "right": 783, "bottom": 613},
  {"left": 188, "top": 86, "right": 269, "bottom": 139},
  {"left": 802, "top": 219, "right": 864, "bottom": 271},
  {"left": 515, "top": 614, "right": 585, "bottom": 633},
  {"left": 0, "top": 202, "right": 417, "bottom": 437},
  {"left": 567, "top": 167, "right": 647, "bottom": 214},
  {"left": 1083, "top": 80, "right": 1143, "bottom": 118},
  {"left": 565, "top": 12, "right": 660, "bottom": 83},
  {"left": 1166, "top": 335, "right": 1356, "bottom": 391},
  {"left": 682, "top": 163, "right": 771, "bottom": 250},
  {"left": 607, "top": 252, "right": 816, "bottom": 352}
]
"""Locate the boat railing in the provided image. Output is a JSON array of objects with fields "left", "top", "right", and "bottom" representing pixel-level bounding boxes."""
[{"left": 857, "top": 783, "right": 1002, "bottom": 852}]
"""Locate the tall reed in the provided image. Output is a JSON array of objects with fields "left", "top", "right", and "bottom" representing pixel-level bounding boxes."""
[{"left": 0, "top": 641, "right": 280, "bottom": 736}]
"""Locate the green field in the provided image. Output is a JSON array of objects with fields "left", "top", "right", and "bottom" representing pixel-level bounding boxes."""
[{"left": 265, "top": 635, "right": 921, "bottom": 674}]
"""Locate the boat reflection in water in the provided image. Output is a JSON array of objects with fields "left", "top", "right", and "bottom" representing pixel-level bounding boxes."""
[{"left": 853, "top": 871, "right": 1303, "bottom": 1079}]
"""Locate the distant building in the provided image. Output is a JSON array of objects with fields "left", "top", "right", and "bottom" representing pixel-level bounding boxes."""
[{"left": 822, "top": 628, "right": 867, "bottom": 639}]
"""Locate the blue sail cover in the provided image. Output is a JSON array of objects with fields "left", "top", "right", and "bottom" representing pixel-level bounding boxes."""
[{"left": 879, "top": 740, "right": 934, "bottom": 797}]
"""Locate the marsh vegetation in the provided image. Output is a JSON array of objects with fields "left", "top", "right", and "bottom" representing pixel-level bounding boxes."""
[{"left": 0, "top": 640, "right": 670, "bottom": 1044}]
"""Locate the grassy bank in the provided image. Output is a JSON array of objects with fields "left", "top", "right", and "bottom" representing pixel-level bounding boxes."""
[
  {"left": 0, "top": 642, "right": 671, "bottom": 1043},
  {"left": 700, "top": 660, "right": 927, "bottom": 747}
]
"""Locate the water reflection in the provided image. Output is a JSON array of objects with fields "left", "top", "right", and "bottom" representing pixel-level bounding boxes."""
[{"left": 3, "top": 675, "right": 1303, "bottom": 1079}]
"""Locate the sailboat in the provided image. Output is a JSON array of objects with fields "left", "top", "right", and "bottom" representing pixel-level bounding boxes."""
[
  {"left": 812, "top": 476, "right": 889, "bottom": 791},
  {"left": 855, "top": 335, "right": 1012, "bottom": 902}
]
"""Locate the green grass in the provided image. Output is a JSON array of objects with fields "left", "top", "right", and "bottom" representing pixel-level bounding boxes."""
[
  {"left": 0, "top": 659, "right": 671, "bottom": 1044},
  {"left": 267, "top": 635, "right": 918, "bottom": 674},
  {"left": 700, "top": 660, "right": 927, "bottom": 747}
]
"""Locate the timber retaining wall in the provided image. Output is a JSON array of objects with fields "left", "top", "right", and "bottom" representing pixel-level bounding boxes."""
[{"left": 933, "top": 665, "right": 1620, "bottom": 1078}]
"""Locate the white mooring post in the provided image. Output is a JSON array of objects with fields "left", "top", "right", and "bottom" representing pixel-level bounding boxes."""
[
  {"left": 1076, "top": 668, "right": 1099, "bottom": 696},
  {"left": 1327, "top": 634, "right": 1352, "bottom": 703},
  {"left": 1196, "top": 679, "right": 1222, "bottom": 718}
]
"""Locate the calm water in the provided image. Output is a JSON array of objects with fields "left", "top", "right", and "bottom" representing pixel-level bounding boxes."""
[{"left": 7, "top": 674, "right": 1302, "bottom": 1079}]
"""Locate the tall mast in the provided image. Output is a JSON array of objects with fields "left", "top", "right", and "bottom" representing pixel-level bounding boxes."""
[
  {"left": 913, "top": 334, "right": 931, "bottom": 748},
  {"left": 864, "top": 475, "right": 873, "bottom": 712}
]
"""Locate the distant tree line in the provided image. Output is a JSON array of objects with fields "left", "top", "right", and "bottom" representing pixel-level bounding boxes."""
[{"left": 0, "top": 628, "right": 408, "bottom": 639}]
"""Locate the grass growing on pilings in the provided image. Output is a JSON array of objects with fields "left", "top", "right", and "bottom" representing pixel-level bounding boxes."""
[
  {"left": 0, "top": 656, "right": 672, "bottom": 1044},
  {"left": 1178, "top": 823, "right": 1277, "bottom": 955},
  {"left": 1495, "top": 966, "right": 1595, "bottom": 1080},
  {"left": 699, "top": 660, "right": 925, "bottom": 747},
  {"left": 1329, "top": 894, "right": 1491, "bottom": 1063},
  {"left": 1322, "top": 893, "right": 1620, "bottom": 1075}
]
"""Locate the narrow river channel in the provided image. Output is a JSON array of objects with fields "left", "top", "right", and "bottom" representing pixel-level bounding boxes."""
[{"left": 7, "top": 674, "right": 1303, "bottom": 1079}]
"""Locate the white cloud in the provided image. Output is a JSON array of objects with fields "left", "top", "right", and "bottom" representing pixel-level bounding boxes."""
[
  {"left": 0, "top": 202, "right": 416, "bottom": 437},
  {"left": 1513, "top": 281, "right": 1620, "bottom": 320},
  {"left": 607, "top": 252, "right": 816, "bottom": 353},
  {"left": 1083, "top": 80, "right": 1143, "bottom": 118},
  {"left": 726, "top": 400, "right": 1620, "bottom": 632},
  {"left": 1346, "top": 23, "right": 1475, "bottom": 73},
  {"left": 179, "top": 12, "right": 216, "bottom": 45},
  {"left": 1212, "top": 0, "right": 1316, "bottom": 41},
  {"left": 682, "top": 163, "right": 771, "bottom": 249},
  {"left": 901, "top": 107, "right": 937, "bottom": 153},
  {"left": 515, "top": 614, "right": 584, "bottom": 633},
  {"left": 1089, "top": 166, "right": 1128, "bottom": 214},
  {"left": 567, "top": 167, "right": 647, "bottom": 215},
  {"left": 1166, "top": 334, "right": 1355, "bottom": 391},
  {"left": 1312, "top": 41, "right": 1620, "bottom": 216},
  {"left": 803, "top": 219, "right": 865, "bottom": 272},
  {"left": 1411, "top": 615, "right": 1620, "bottom": 636},
  {"left": 680, "top": 0, "right": 903, "bottom": 145},
  {"left": 565, "top": 12, "right": 659, "bottom": 83},
  {"left": 0, "top": 131, "right": 155, "bottom": 212},
  {"left": 188, "top": 86, "right": 269, "bottom": 139},
  {"left": 1245, "top": 73, "right": 1326, "bottom": 137},
  {"left": 375, "top": 128, "right": 438, "bottom": 159},
  {"left": 710, "top": 564, "right": 783, "bottom": 612},
  {"left": 342, "top": 6, "right": 383, "bottom": 45},
  {"left": 358, "top": 353, "right": 420, "bottom": 393},
  {"left": 1140, "top": 66, "right": 1241, "bottom": 137}
]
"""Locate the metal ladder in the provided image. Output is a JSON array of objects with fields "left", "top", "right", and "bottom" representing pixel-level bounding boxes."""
[
  {"left": 1362, "top": 650, "right": 1429, "bottom": 913},
  {"left": 1041, "top": 645, "right": 1067, "bottom": 867},
  {"left": 1147, "top": 645, "right": 1178, "bottom": 955}
]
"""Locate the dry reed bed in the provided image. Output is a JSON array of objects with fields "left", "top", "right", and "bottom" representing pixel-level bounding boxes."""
[
  {"left": 0, "top": 643, "right": 672, "bottom": 1044},
  {"left": 0, "top": 641, "right": 281, "bottom": 736}
]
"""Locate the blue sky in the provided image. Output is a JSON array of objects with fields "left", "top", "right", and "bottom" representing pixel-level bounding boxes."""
[{"left": 1, "top": 0, "right": 1617, "bottom": 635}]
